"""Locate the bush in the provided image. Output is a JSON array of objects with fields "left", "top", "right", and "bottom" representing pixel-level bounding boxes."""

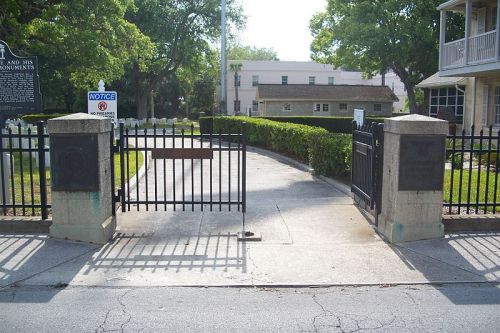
[
  {"left": 309, "top": 133, "right": 352, "bottom": 177},
  {"left": 206, "top": 116, "right": 352, "bottom": 176},
  {"left": 451, "top": 153, "right": 463, "bottom": 170},
  {"left": 479, "top": 152, "right": 499, "bottom": 169},
  {"left": 258, "top": 116, "right": 387, "bottom": 134},
  {"left": 21, "top": 113, "right": 69, "bottom": 124},
  {"left": 199, "top": 116, "right": 213, "bottom": 134}
]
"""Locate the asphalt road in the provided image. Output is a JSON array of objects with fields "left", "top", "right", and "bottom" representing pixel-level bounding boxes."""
[{"left": 0, "top": 283, "right": 498, "bottom": 332}]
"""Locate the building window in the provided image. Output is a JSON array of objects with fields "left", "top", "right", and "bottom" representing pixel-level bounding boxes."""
[
  {"left": 322, "top": 103, "right": 330, "bottom": 112},
  {"left": 339, "top": 103, "right": 348, "bottom": 112},
  {"left": 282, "top": 76, "right": 288, "bottom": 85},
  {"left": 495, "top": 87, "right": 500, "bottom": 125},
  {"left": 234, "top": 100, "right": 240, "bottom": 112},
  {"left": 309, "top": 76, "right": 316, "bottom": 85},
  {"left": 252, "top": 100, "right": 259, "bottom": 112},
  {"left": 252, "top": 75, "right": 259, "bottom": 87},
  {"left": 429, "top": 87, "right": 464, "bottom": 123},
  {"left": 283, "top": 103, "right": 291, "bottom": 112},
  {"left": 234, "top": 74, "right": 241, "bottom": 87},
  {"left": 374, "top": 104, "right": 382, "bottom": 112},
  {"left": 313, "top": 103, "right": 321, "bottom": 112},
  {"left": 328, "top": 77, "right": 335, "bottom": 85}
]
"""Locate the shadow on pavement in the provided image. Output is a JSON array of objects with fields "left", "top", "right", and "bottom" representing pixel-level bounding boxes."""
[
  {"left": 389, "top": 231, "right": 500, "bottom": 305},
  {"left": 83, "top": 232, "right": 246, "bottom": 274}
]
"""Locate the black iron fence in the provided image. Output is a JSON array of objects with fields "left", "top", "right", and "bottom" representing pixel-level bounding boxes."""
[
  {"left": 115, "top": 123, "right": 247, "bottom": 213},
  {"left": 351, "top": 122, "right": 384, "bottom": 223},
  {"left": 0, "top": 122, "right": 50, "bottom": 219},
  {"left": 444, "top": 125, "right": 500, "bottom": 215}
]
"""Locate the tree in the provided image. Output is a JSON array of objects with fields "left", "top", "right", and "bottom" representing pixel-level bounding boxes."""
[
  {"left": 310, "top": 0, "right": 463, "bottom": 114},
  {"left": 124, "top": 0, "right": 243, "bottom": 119},
  {"left": 229, "top": 62, "right": 242, "bottom": 114},
  {"left": 227, "top": 44, "right": 279, "bottom": 61},
  {"left": 1, "top": 0, "right": 153, "bottom": 112}
]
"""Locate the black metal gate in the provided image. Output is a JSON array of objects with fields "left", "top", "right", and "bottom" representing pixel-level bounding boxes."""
[
  {"left": 351, "top": 122, "right": 384, "bottom": 224},
  {"left": 113, "top": 123, "right": 246, "bottom": 214}
]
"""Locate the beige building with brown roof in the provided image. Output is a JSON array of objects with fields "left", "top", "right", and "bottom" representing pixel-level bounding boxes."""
[{"left": 256, "top": 84, "right": 398, "bottom": 117}]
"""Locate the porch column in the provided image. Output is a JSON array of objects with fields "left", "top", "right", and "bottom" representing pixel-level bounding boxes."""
[
  {"left": 496, "top": 0, "right": 500, "bottom": 59},
  {"left": 439, "top": 10, "right": 446, "bottom": 70},
  {"left": 378, "top": 115, "right": 448, "bottom": 243},
  {"left": 465, "top": 0, "right": 472, "bottom": 65}
]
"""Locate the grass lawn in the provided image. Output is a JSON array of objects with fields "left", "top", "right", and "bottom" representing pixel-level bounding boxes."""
[
  {"left": 443, "top": 169, "right": 500, "bottom": 211},
  {"left": 5, "top": 150, "right": 144, "bottom": 216},
  {"left": 113, "top": 150, "right": 144, "bottom": 185}
]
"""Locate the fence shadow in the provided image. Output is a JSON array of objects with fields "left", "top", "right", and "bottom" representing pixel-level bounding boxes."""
[
  {"left": 389, "top": 231, "right": 500, "bottom": 305},
  {"left": 82, "top": 232, "right": 246, "bottom": 274}
]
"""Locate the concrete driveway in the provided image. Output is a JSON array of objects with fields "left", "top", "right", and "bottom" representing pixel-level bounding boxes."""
[{"left": 0, "top": 145, "right": 498, "bottom": 289}]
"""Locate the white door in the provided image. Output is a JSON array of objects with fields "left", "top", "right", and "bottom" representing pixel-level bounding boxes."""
[{"left": 476, "top": 7, "right": 487, "bottom": 34}]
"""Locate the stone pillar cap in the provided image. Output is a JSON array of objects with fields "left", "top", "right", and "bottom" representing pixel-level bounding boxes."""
[
  {"left": 48, "top": 113, "right": 112, "bottom": 134},
  {"left": 384, "top": 114, "right": 448, "bottom": 135}
]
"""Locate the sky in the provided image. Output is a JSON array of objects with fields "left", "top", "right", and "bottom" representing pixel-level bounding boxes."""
[{"left": 236, "top": 0, "right": 327, "bottom": 61}]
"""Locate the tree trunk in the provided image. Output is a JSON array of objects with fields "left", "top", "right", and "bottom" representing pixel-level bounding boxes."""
[
  {"left": 136, "top": 89, "right": 148, "bottom": 120},
  {"left": 149, "top": 91, "right": 155, "bottom": 119},
  {"left": 405, "top": 83, "right": 418, "bottom": 114},
  {"left": 234, "top": 71, "right": 239, "bottom": 114}
]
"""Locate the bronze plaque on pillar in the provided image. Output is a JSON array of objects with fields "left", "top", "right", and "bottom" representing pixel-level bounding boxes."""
[
  {"left": 398, "top": 135, "right": 445, "bottom": 191},
  {"left": 51, "top": 134, "right": 99, "bottom": 191}
]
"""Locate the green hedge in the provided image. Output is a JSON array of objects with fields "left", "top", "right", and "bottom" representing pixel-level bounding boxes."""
[
  {"left": 199, "top": 116, "right": 213, "bottom": 134},
  {"left": 258, "top": 116, "right": 387, "bottom": 134},
  {"left": 205, "top": 116, "right": 352, "bottom": 177},
  {"left": 21, "top": 113, "right": 70, "bottom": 124}
]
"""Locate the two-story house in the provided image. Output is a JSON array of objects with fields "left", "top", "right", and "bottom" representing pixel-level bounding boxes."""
[{"left": 431, "top": 0, "right": 500, "bottom": 133}]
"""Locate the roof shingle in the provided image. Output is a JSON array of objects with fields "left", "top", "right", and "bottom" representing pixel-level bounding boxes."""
[{"left": 257, "top": 84, "right": 399, "bottom": 102}]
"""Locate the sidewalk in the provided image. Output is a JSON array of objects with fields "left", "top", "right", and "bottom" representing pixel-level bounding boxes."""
[{"left": 0, "top": 147, "right": 498, "bottom": 289}]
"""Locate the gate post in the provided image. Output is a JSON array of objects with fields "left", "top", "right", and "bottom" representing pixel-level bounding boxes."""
[
  {"left": 48, "top": 113, "right": 116, "bottom": 244},
  {"left": 378, "top": 115, "right": 448, "bottom": 243}
]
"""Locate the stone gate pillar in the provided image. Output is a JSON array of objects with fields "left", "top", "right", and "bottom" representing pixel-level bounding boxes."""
[
  {"left": 48, "top": 113, "right": 115, "bottom": 244},
  {"left": 379, "top": 114, "right": 448, "bottom": 243}
]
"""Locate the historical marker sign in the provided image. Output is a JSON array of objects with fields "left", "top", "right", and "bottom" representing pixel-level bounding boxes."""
[
  {"left": 0, "top": 40, "right": 42, "bottom": 115},
  {"left": 398, "top": 135, "right": 446, "bottom": 191}
]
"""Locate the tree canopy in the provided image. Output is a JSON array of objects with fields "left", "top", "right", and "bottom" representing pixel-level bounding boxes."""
[
  {"left": 228, "top": 44, "right": 279, "bottom": 61},
  {"left": 310, "top": 0, "right": 463, "bottom": 114},
  {"left": 0, "top": 0, "right": 243, "bottom": 117}
]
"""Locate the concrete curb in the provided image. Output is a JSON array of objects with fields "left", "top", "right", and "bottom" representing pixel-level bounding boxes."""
[
  {"left": 0, "top": 217, "right": 52, "bottom": 234},
  {"left": 248, "top": 146, "right": 352, "bottom": 197},
  {"left": 443, "top": 215, "right": 500, "bottom": 232}
]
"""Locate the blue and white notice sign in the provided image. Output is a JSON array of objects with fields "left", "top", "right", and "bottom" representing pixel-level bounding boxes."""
[{"left": 87, "top": 83, "right": 117, "bottom": 122}]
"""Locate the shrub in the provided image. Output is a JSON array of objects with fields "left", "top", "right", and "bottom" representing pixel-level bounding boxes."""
[
  {"left": 258, "top": 116, "right": 387, "bottom": 134},
  {"left": 451, "top": 153, "right": 463, "bottom": 170},
  {"left": 309, "top": 133, "right": 352, "bottom": 177},
  {"left": 199, "top": 116, "right": 213, "bottom": 134},
  {"left": 206, "top": 116, "right": 352, "bottom": 176},
  {"left": 479, "top": 152, "right": 499, "bottom": 169},
  {"left": 21, "top": 113, "right": 69, "bottom": 124}
]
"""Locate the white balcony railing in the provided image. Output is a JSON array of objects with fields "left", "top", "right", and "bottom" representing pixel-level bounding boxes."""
[
  {"left": 442, "top": 38, "right": 465, "bottom": 69},
  {"left": 468, "top": 30, "right": 497, "bottom": 64},
  {"left": 441, "top": 30, "right": 498, "bottom": 70}
]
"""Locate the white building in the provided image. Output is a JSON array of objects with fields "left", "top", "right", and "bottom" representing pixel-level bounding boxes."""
[{"left": 226, "top": 61, "right": 407, "bottom": 116}]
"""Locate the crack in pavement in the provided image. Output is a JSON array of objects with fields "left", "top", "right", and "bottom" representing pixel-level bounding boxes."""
[{"left": 95, "top": 289, "right": 133, "bottom": 333}]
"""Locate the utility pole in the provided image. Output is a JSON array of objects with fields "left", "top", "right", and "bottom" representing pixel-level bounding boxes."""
[{"left": 220, "top": 0, "right": 227, "bottom": 115}]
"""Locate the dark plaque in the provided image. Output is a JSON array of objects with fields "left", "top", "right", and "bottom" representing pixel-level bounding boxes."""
[
  {"left": 152, "top": 148, "right": 214, "bottom": 160},
  {"left": 50, "top": 135, "right": 99, "bottom": 191},
  {"left": 0, "top": 40, "right": 42, "bottom": 115},
  {"left": 398, "top": 135, "right": 446, "bottom": 191}
]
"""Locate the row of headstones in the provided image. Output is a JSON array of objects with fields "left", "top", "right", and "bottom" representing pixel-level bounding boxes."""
[
  {"left": 117, "top": 117, "right": 190, "bottom": 127},
  {"left": 2, "top": 120, "right": 49, "bottom": 167}
]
